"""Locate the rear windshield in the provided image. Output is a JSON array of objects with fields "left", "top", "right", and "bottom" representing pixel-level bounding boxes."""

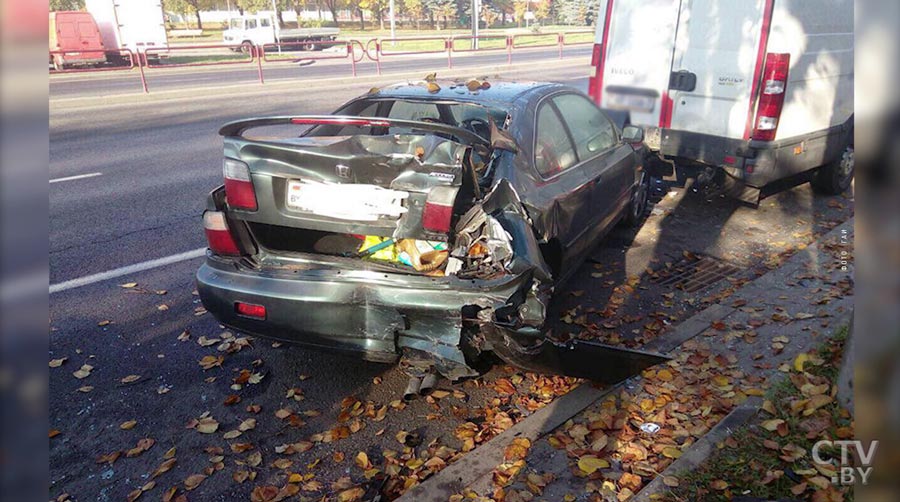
[{"left": 304, "top": 99, "right": 508, "bottom": 140}]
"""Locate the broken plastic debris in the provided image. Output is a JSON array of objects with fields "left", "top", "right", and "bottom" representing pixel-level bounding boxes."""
[
  {"left": 639, "top": 422, "right": 661, "bottom": 434},
  {"left": 445, "top": 257, "right": 463, "bottom": 276},
  {"left": 358, "top": 236, "right": 397, "bottom": 261}
]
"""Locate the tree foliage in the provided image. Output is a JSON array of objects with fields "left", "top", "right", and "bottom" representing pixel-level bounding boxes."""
[
  {"left": 50, "top": 0, "right": 85, "bottom": 11},
  {"left": 164, "top": 0, "right": 217, "bottom": 29},
  {"left": 159, "top": 0, "right": 598, "bottom": 29}
]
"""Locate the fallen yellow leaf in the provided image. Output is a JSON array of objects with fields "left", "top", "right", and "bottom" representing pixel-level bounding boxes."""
[
  {"left": 661, "top": 446, "right": 682, "bottom": 459},
  {"left": 794, "top": 353, "right": 810, "bottom": 372},
  {"left": 761, "top": 419, "right": 785, "bottom": 432},
  {"left": 577, "top": 455, "right": 609, "bottom": 474}
]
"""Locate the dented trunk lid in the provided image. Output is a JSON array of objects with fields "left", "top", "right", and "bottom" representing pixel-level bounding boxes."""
[{"left": 220, "top": 116, "right": 488, "bottom": 242}]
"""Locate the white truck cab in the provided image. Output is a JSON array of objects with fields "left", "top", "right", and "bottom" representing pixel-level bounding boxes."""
[
  {"left": 223, "top": 14, "right": 339, "bottom": 52},
  {"left": 223, "top": 14, "right": 277, "bottom": 49},
  {"left": 589, "top": 0, "right": 854, "bottom": 202}
]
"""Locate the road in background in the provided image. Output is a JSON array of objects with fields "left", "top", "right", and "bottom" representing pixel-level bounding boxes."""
[{"left": 49, "top": 46, "right": 591, "bottom": 99}]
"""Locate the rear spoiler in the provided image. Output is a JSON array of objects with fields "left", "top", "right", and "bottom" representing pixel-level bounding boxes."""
[{"left": 218, "top": 115, "right": 492, "bottom": 154}]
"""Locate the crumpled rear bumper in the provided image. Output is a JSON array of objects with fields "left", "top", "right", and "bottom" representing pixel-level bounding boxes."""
[{"left": 196, "top": 254, "right": 530, "bottom": 374}]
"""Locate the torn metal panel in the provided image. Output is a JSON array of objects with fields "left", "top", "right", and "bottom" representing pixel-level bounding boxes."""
[{"left": 483, "top": 321, "right": 672, "bottom": 383}]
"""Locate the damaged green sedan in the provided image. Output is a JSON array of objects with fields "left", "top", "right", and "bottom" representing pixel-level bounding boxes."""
[{"left": 196, "top": 80, "right": 669, "bottom": 385}]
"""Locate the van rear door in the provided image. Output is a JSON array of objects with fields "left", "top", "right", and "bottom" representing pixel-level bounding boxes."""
[
  {"left": 666, "top": 0, "right": 769, "bottom": 139},
  {"left": 591, "top": 0, "right": 683, "bottom": 128},
  {"left": 75, "top": 13, "right": 106, "bottom": 59}
]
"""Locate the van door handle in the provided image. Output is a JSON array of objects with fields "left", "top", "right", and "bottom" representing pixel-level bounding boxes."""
[{"left": 669, "top": 70, "right": 697, "bottom": 92}]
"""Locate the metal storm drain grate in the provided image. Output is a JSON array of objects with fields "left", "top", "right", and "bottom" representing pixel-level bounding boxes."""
[{"left": 650, "top": 253, "right": 742, "bottom": 293}]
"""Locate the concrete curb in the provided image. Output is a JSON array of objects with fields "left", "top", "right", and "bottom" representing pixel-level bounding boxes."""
[
  {"left": 396, "top": 383, "right": 619, "bottom": 502},
  {"left": 630, "top": 398, "right": 763, "bottom": 502}
]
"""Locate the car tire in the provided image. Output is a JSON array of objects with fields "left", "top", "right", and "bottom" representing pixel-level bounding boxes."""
[
  {"left": 623, "top": 173, "right": 650, "bottom": 227},
  {"left": 811, "top": 144, "right": 854, "bottom": 195}
]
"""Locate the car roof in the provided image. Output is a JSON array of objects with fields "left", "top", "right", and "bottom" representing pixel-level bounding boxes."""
[{"left": 366, "top": 80, "right": 570, "bottom": 107}]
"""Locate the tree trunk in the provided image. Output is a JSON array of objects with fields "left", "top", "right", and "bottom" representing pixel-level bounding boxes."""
[
  {"left": 429, "top": 11, "right": 435, "bottom": 29},
  {"left": 277, "top": 9, "right": 285, "bottom": 28},
  {"left": 194, "top": 8, "right": 203, "bottom": 30},
  {"left": 327, "top": 6, "right": 338, "bottom": 23},
  {"left": 358, "top": 9, "right": 365, "bottom": 30}
]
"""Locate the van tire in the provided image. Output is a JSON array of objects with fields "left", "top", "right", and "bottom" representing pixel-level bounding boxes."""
[
  {"left": 811, "top": 145, "right": 854, "bottom": 195},
  {"left": 623, "top": 173, "right": 650, "bottom": 227},
  {"left": 239, "top": 41, "right": 253, "bottom": 54}
]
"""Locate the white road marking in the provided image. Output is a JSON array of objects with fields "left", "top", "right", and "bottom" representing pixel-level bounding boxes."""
[
  {"left": 50, "top": 172, "right": 103, "bottom": 184},
  {"left": 50, "top": 247, "right": 206, "bottom": 294}
]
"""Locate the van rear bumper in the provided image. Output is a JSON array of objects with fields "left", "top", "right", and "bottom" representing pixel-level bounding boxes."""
[{"left": 656, "top": 122, "right": 851, "bottom": 188}]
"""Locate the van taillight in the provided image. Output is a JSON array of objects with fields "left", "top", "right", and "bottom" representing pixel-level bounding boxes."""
[
  {"left": 223, "top": 158, "right": 258, "bottom": 211},
  {"left": 587, "top": 43, "right": 603, "bottom": 102},
  {"left": 751, "top": 53, "right": 790, "bottom": 142},
  {"left": 590, "top": 43, "right": 602, "bottom": 67},
  {"left": 203, "top": 211, "right": 241, "bottom": 256},
  {"left": 422, "top": 186, "right": 456, "bottom": 233}
]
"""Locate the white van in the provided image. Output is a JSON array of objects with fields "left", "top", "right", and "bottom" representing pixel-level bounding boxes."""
[
  {"left": 588, "top": 0, "right": 854, "bottom": 202},
  {"left": 86, "top": 0, "right": 168, "bottom": 56}
]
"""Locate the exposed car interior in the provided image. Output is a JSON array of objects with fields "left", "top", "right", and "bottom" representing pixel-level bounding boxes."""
[{"left": 306, "top": 98, "right": 507, "bottom": 142}]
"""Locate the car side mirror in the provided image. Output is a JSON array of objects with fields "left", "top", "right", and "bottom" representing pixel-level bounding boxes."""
[{"left": 622, "top": 125, "right": 644, "bottom": 143}]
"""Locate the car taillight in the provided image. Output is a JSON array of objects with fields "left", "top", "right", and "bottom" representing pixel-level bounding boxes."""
[
  {"left": 422, "top": 186, "right": 456, "bottom": 233},
  {"left": 235, "top": 301, "right": 266, "bottom": 319},
  {"left": 203, "top": 211, "right": 241, "bottom": 256},
  {"left": 751, "top": 53, "right": 790, "bottom": 142},
  {"left": 223, "top": 158, "right": 257, "bottom": 211}
]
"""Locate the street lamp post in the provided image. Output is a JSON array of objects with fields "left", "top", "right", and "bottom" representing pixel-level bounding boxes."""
[
  {"left": 389, "top": 0, "right": 396, "bottom": 40},
  {"left": 471, "top": 0, "right": 480, "bottom": 49}
]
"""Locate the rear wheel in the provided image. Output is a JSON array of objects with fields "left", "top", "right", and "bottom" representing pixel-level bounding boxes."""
[
  {"left": 239, "top": 41, "right": 253, "bottom": 54},
  {"left": 811, "top": 144, "right": 854, "bottom": 195},
  {"left": 304, "top": 41, "right": 320, "bottom": 51},
  {"left": 623, "top": 173, "right": 650, "bottom": 227}
]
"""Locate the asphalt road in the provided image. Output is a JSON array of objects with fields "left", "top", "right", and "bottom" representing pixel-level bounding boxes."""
[
  {"left": 49, "top": 54, "right": 855, "bottom": 501},
  {"left": 49, "top": 45, "right": 592, "bottom": 99}
]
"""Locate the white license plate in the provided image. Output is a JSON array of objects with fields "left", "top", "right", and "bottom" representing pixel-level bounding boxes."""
[
  {"left": 606, "top": 93, "right": 656, "bottom": 113},
  {"left": 285, "top": 180, "right": 409, "bottom": 221}
]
